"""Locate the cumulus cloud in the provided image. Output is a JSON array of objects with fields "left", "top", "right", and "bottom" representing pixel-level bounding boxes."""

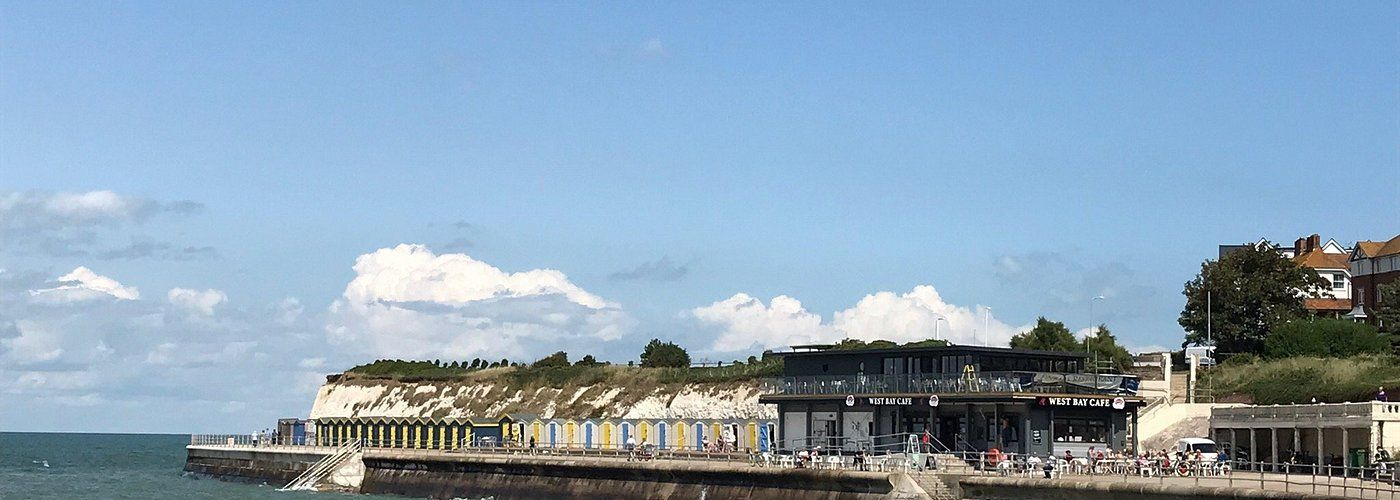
[
  {"left": 167, "top": 288, "right": 227, "bottom": 316},
  {"left": 692, "top": 294, "right": 835, "bottom": 352},
  {"left": 610, "top": 256, "right": 689, "bottom": 282},
  {"left": 693, "top": 285, "right": 1028, "bottom": 353},
  {"left": 325, "top": 244, "right": 631, "bottom": 360},
  {"left": 29, "top": 267, "right": 140, "bottom": 303}
]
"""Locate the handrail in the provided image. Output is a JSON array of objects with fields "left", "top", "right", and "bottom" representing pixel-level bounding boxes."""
[
  {"left": 279, "top": 438, "right": 361, "bottom": 491},
  {"left": 760, "top": 371, "right": 1138, "bottom": 397}
]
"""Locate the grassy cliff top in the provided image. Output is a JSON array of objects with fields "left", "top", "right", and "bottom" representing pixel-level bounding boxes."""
[
  {"left": 1210, "top": 354, "right": 1400, "bottom": 405},
  {"left": 335, "top": 357, "right": 783, "bottom": 387}
]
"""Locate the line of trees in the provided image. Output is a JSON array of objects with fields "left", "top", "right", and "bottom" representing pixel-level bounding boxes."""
[{"left": 1008, "top": 317, "right": 1134, "bottom": 372}]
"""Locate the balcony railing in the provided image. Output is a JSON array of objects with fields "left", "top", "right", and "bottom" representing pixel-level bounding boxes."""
[
  {"left": 1213, "top": 401, "right": 1400, "bottom": 423},
  {"left": 760, "top": 371, "right": 1138, "bottom": 397}
]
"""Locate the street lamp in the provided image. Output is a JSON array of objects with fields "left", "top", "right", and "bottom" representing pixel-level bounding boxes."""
[
  {"left": 983, "top": 306, "right": 992, "bottom": 347},
  {"left": 1088, "top": 295, "right": 1106, "bottom": 352},
  {"left": 933, "top": 315, "right": 949, "bottom": 342},
  {"left": 1088, "top": 295, "right": 1106, "bottom": 375}
]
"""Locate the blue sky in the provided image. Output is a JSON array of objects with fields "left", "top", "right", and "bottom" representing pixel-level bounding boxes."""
[{"left": 2, "top": 2, "right": 1396, "bottom": 433}]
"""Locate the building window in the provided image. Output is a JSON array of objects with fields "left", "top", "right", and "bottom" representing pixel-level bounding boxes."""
[
  {"left": 1053, "top": 418, "right": 1108, "bottom": 444},
  {"left": 883, "top": 357, "right": 901, "bottom": 375},
  {"left": 1333, "top": 274, "right": 1346, "bottom": 290}
]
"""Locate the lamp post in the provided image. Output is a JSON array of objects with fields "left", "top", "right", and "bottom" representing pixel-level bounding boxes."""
[
  {"left": 983, "top": 307, "right": 991, "bottom": 347},
  {"left": 1088, "top": 295, "right": 1106, "bottom": 352},
  {"left": 934, "top": 316, "right": 949, "bottom": 342}
]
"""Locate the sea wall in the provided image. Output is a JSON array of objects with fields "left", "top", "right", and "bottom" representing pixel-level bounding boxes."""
[
  {"left": 183, "top": 445, "right": 329, "bottom": 485},
  {"left": 957, "top": 477, "right": 1332, "bottom": 500},
  {"left": 358, "top": 449, "right": 928, "bottom": 500}
]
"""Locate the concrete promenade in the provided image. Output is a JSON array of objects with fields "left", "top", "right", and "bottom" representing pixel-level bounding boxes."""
[{"left": 188, "top": 442, "right": 1398, "bottom": 499}]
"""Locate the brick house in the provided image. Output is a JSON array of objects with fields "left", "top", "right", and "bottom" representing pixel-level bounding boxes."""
[{"left": 1345, "top": 233, "right": 1400, "bottom": 323}]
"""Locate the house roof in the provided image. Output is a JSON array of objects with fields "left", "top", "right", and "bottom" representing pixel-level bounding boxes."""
[
  {"left": 1353, "top": 234, "right": 1400, "bottom": 259},
  {"left": 1303, "top": 298, "right": 1351, "bottom": 312},
  {"left": 1292, "top": 251, "right": 1349, "bottom": 270}
]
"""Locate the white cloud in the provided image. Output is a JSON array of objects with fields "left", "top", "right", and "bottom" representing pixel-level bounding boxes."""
[
  {"left": 692, "top": 294, "right": 836, "bottom": 352},
  {"left": 167, "top": 288, "right": 227, "bottom": 316},
  {"left": 835, "top": 286, "right": 1023, "bottom": 347},
  {"left": 29, "top": 267, "right": 139, "bottom": 303},
  {"left": 342, "top": 244, "right": 609, "bottom": 309},
  {"left": 298, "top": 357, "right": 325, "bottom": 369},
  {"left": 693, "top": 285, "right": 1028, "bottom": 353},
  {"left": 326, "top": 244, "right": 631, "bottom": 360}
]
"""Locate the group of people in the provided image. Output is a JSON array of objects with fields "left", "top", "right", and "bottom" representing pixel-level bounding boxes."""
[
  {"left": 701, "top": 428, "right": 738, "bottom": 453},
  {"left": 1010, "top": 446, "right": 1227, "bottom": 478},
  {"left": 250, "top": 429, "right": 281, "bottom": 447}
]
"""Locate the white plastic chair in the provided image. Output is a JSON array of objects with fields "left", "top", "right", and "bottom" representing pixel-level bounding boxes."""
[{"left": 826, "top": 456, "right": 844, "bottom": 470}]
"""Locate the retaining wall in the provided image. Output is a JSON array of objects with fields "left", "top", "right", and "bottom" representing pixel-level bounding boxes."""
[
  {"left": 360, "top": 449, "right": 926, "bottom": 499},
  {"left": 184, "top": 446, "right": 330, "bottom": 485},
  {"left": 958, "top": 477, "right": 1343, "bottom": 500}
]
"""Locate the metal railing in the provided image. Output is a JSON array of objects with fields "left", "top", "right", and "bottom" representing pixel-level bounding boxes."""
[
  {"left": 947, "top": 454, "right": 1399, "bottom": 500},
  {"left": 189, "top": 434, "right": 322, "bottom": 448},
  {"left": 1213, "top": 401, "right": 1400, "bottom": 423},
  {"left": 760, "top": 371, "right": 1136, "bottom": 397}
]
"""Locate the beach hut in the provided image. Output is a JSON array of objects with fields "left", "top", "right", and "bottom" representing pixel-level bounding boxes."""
[
  {"left": 655, "top": 421, "right": 668, "bottom": 450},
  {"left": 600, "top": 420, "right": 616, "bottom": 449},
  {"left": 581, "top": 420, "right": 598, "bottom": 449},
  {"left": 746, "top": 421, "right": 758, "bottom": 451},
  {"left": 638, "top": 420, "right": 652, "bottom": 445},
  {"left": 531, "top": 420, "right": 544, "bottom": 447},
  {"left": 673, "top": 420, "right": 688, "bottom": 451},
  {"left": 692, "top": 421, "right": 707, "bottom": 451},
  {"left": 547, "top": 421, "right": 559, "bottom": 448},
  {"left": 620, "top": 421, "right": 632, "bottom": 447},
  {"left": 564, "top": 420, "right": 578, "bottom": 448}
]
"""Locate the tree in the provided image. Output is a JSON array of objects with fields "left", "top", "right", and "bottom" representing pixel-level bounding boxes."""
[
  {"left": 1264, "top": 318, "right": 1391, "bottom": 358},
  {"left": 533, "top": 351, "right": 569, "bottom": 368},
  {"left": 469, "top": 358, "right": 482, "bottom": 370},
  {"left": 1083, "top": 324, "right": 1133, "bottom": 372},
  {"left": 1009, "top": 317, "right": 1080, "bottom": 352},
  {"left": 575, "top": 354, "right": 601, "bottom": 366},
  {"left": 1374, "top": 282, "right": 1400, "bottom": 354},
  {"left": 639, "top": 338, "right": 690, "bottom": 368},
  {"left": 1179, "top": 244, "right": 1330, "bottom": 355}
]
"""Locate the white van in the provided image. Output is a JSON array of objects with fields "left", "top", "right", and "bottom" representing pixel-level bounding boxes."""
[{"left": 1176, "top": 438, "right": 1219, "bottom": 461}]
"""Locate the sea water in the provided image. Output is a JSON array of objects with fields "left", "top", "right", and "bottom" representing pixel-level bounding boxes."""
[{"left": 0, "top": 432, "right": 385, "bottom": 499}]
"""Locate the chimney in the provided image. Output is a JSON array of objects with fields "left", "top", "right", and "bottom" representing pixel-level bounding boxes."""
[
  {"left": 1308, "top": 234, "right": 1321, "bottom": 252},
  {"left": 1295, "top": 237, "right": 1306, "bottom": 256}
]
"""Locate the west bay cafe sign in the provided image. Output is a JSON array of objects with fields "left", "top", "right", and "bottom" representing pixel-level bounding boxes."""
[{"left": 844, "top": 394, "right": 1126, "bottom": 410}]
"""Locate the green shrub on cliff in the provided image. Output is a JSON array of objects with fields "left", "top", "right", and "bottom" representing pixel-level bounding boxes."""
[
  {"left": 639, "top": 339, "right": 690, "bottom": 368},
  {"left": 1211, "top": 354, "right": 1400, "bottom": 404}
]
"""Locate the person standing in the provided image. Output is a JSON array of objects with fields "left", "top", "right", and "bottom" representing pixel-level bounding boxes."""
[{"left": 1378, "top": 386, "right": 1388, "bottom": 402}]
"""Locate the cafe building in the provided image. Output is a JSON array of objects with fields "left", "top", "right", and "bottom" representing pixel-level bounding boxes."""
[{"left": 758, "top": 344, "right": 1144, "bottom": 458}]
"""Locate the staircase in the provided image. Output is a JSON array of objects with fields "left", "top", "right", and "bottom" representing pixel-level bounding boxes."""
[
  {"left": 280, "top": 439, "right": 362, "bottom": 491},
  {"left": 911, "top": 474, "right": 959, "bottom": 500},
  {"left": 931, "top": 454, "right": 976, "bottom": 475}
]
